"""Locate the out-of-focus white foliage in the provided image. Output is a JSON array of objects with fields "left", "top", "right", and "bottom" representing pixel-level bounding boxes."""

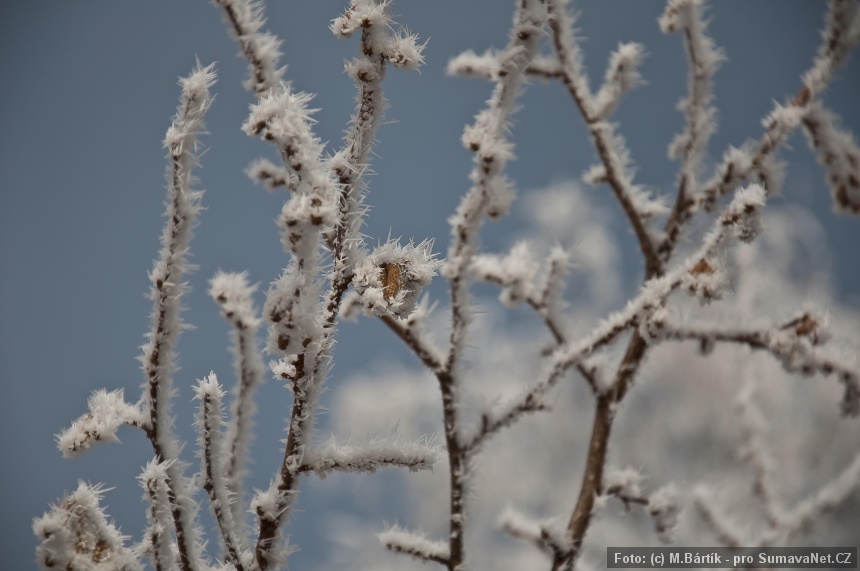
[
  {"left": 648, "top": 483, "right": 681, "bottom": 544},
  {"left": 318, "top": 195, "right": 860, "bottom": 571},
  {"left": 498, "top": 505, "right": 571, "bottom": 556}
]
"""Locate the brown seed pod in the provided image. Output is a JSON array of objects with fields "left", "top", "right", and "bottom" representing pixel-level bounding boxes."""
[
  {"left": 689, "top": 258, "right": 714, "bottom": 275},
  {"left": 380, "top": 262, "right": 403, "bottom": 301},
  {"left": 794, "top": 314, "right": 818, "bottom": 337}
]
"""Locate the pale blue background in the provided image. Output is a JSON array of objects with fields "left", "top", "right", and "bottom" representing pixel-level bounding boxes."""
[{"left": 1, "top": 1, "right": 858, "bottom": 568}]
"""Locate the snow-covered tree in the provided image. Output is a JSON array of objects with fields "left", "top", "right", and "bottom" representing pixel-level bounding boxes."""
[{"left": 34, "top": 0, "right": 860, "bottom": 570}]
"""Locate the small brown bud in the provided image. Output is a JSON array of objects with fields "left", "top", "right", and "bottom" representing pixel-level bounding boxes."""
[
  {"left": 689, "top": 259, "right": 714, "bottom": 275},
  {"left": 380, "top": 263, "right": 402, "bottom": 301}
]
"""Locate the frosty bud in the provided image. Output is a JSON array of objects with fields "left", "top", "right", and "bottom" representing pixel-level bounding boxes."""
[{"left": 352, "top": 239, "right": 441, "bottom": 317}]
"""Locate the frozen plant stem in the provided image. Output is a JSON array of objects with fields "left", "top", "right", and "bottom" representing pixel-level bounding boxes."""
[
  {"left": 442, "top": 0, "right": 547, "bottom": 567},
  {"left": 546, "top": 0, "right": 663, "bottom": 278},
  {"left": 210, "top": 271, "right": 265, "bottom": 538},
  {"left": 660, "top": 0, "right": 860, "bottom": 256},
  {"left": 447, "top": 0, "right": 860, "bottom": 567},
  {"left": 139, "top": 63, "right": 216, "bottom": 571},
  {"left": 195, "top": 374, "right": 248, "bottom": 571},
  {"left": 221, "top": 0, "right": 426, "bottom": 568}
]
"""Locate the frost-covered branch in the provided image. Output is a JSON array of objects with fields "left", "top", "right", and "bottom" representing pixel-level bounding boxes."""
[
  {"left": 246, "top": 158, "right": 294, "bottom": 192},
  {"left": 194, "top": 373, "right": 250, "bottom": 571},
  {"left": 448, "top": 50, "right": 564, "bottom": 81},
  {"left": 544, "top": 0, "right": 664, "bottom": 278},
  {"left": 693, "top": 486, "right": 744, "bottom": 548},
  {"left": 658, "top": 0, "right": 724, "bottom": 261},
  {"left": 133, "top": 63, "right": 217, "bottom": 571},
  {"left": 591, "top": 42, "right": 645, "bottom": 122},
  {"left": 378, "top": 525, "right": 450, "bottom": 566},
  {"left": 802, "top": 102, "right": 860, "bottom": 214},
  {"left": 213, "top": 0, "right": 285, "bottom": 94},
  {"left": 325, "top": 0, "right": 426, "bottom": 327},
  {"left": 209, "top": 271, "right": 265, "bottom": 536},
  {"left": 446, "top": 0, "right": 546, "bottom": 371},
  {"left": 663, "top": 0, "right": 860, "bottom": 258},
  {"left": 233, "top": 3, "right": 428, "bottom": 567},
  {"left": 695, "top": 105, "right": 800, "bottom": 212},
  {"left": 343, "top": 249, "right": 445, "bottom": 374},
  {"left": 501, "top": 474, "right": 676, "bottom": 567},
  {"left": 499, "top": 506, "right": 570, "bottom": 560},
  {"left": 37, "top": 2, "right": 860, "bottom": 570},
  {"left": 548, "top": 184, "right": 766, "bottom": 570},
  {"left": 440, "top": 2, "right": 548, "bottom": 567},
  {"left": 241, "top": 74, "right": 337, "bottom": 571},
  {"left": 801, "top": 0, "right": 860, "bottom": 101},
  {"left": 646, "top": 312, "right": 860, "bottom": 417},
  {"left": 773, "top": 451, "right": 860, "bottom": 540},
  {"left": 599, "top": 468, "right": 680, "bottom": 544},
  {"left": 543, "top": 0, "right": 592, "bottom": 114},
  {"left": 464, "top": 388, "right": 552, "bottom": 455},
  {"left": 50, "top": 63, "right": 219, "bottom": 571},
  {"left": 469, "top": 185, "right": 765, "bottom": 454},
  {"left": 56, "top": 390, "right": 144, "bottom": 458},
  {"left": 140, "top": 461, "right": 181, "bottom": 570},
  {"left": 737, "top": 384, "right": 783, "bottom": 528},
  {"left": 301, "top": 433, "right": 441, "bottom": 478},
  {"left": 550, "top": 184, "right": 765, "bottom": 379},
  {"left": 374, "top": 298, "right": 446, "bottom": 374},
  {"left": 471, "top": 243, "right": 601, "bottom": 392}
]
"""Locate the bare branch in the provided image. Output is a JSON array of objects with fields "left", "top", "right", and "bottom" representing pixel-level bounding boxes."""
[
  {"left": 658, "top": 0, "right": 724, "bottom": 261},
  {"left": 802, "top": 102, "right": 860, "bottom": 214},
  {"left": 499, "top": 506, "right": 571, "bottom": 559},
  {"left": 693, "top": 485, "right": 745, "bottom": 547},
  {"left": 660, "top": 0, "right": 860, "bottom": 259},
  {"left": 213, "top": 0, "right": 285, "bottom": 95},
  {"left": 301, "top": 433, "right": 441, "bottom": 478},
  {"left": 649, "top": 312, "right": 860, "bottom": 417},
  {"left": 209, "top": 271, "right": 265, "bottom": 537},
  {"left": 378, "top": 525, "right": 450, "bottom": 566},
  {"left": 442, "top": 2, "right": 548, "bottom": 566},
  {"left": 546, "top": 0, "right": 664, "bottom": 278},
  {"left": 136, "top": 63, "right": 217, "bottom": 571},
  {"left": 246, "top": 158, "right": 296, "bottom": 192},
  {"left": 194, "top": 374, "right": 250, "bottom": 571},
  {"left": 56, "top": 390, "right": 144, "bottom": 458}
]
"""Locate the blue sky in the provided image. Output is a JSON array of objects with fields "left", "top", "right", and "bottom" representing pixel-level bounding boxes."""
[{"left": 2, "top": 1, "right": 858, "bottom": 569}]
